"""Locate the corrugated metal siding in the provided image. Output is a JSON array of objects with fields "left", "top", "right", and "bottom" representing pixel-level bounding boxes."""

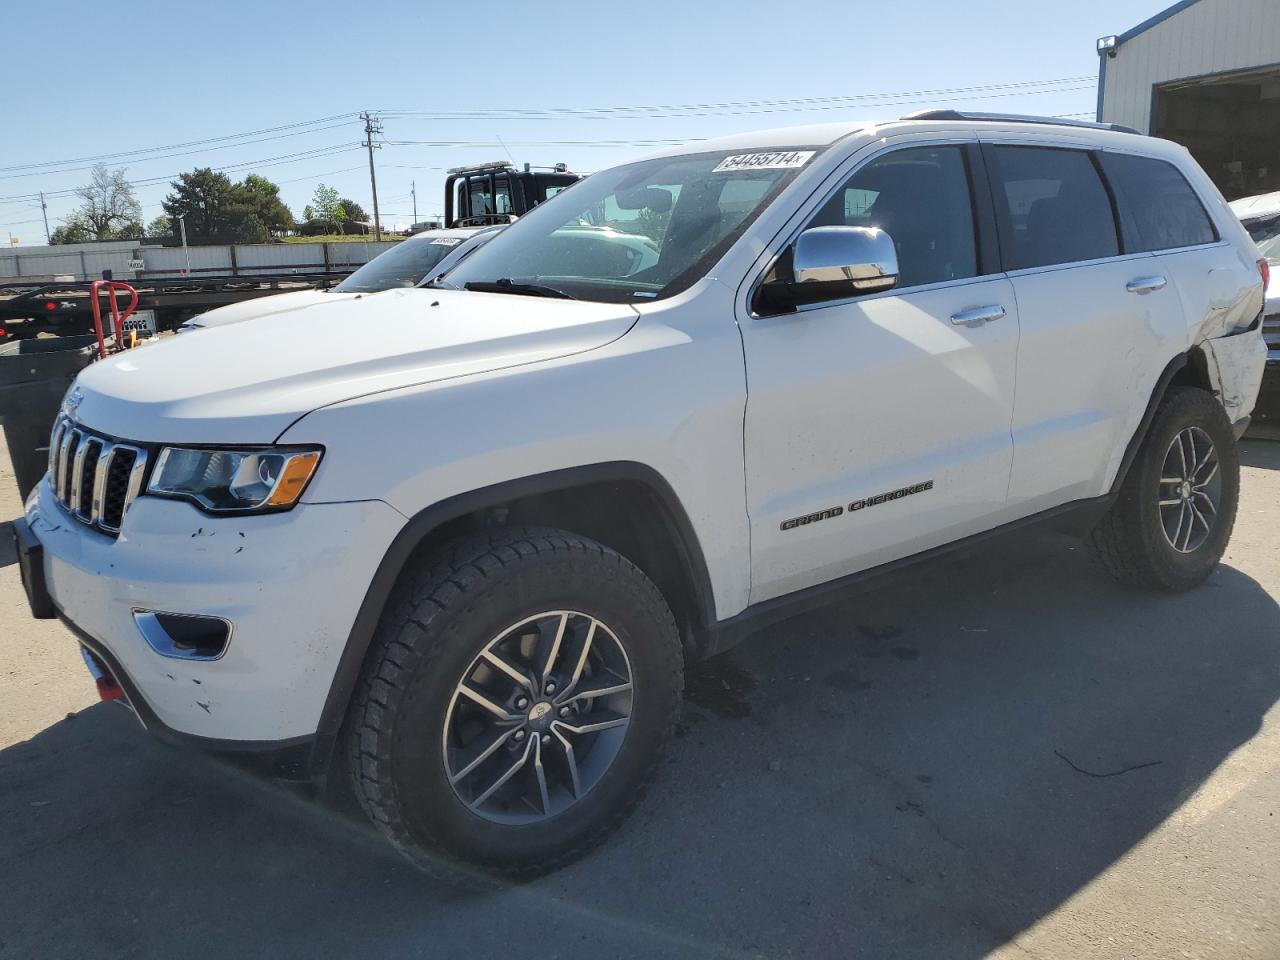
[
  {"left": 1102, "top": 0, "right": 1280, "bottom": 131},
  {"left": 0, "top": 240, "right": 141, "bottom": 282}
]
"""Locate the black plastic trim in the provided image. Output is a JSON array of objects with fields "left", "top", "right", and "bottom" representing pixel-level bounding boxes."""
[
  {"left": 703, "top": 494, "right": 1117, "bottom": 656},
  {"left": 1109, "top": 353, "right": 1188, "bottom": 495},
  {"left": 310, "top": 461, "right": 717, "bottom": 774}
]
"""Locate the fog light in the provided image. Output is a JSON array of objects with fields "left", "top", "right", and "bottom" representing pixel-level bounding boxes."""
[{"left": 133, "top": 610, "right": 232, "bottom": 661}]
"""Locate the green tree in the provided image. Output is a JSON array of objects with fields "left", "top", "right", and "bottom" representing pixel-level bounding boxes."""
[
  {"left": 239, "top": 174, "right": 294, "bottom": 234},
  {"left": 62, "top": 163, "right": 142, "bottom": 240},
  {"left": 50, "top": 216, "right": 92, "bottom": 245},
  {"left": 163, "top": 168, "right": 238, "bottom": 242},
  {"left": 146, "top": 215, "right": 173, "bottom": 237},
  {"left": 162, "top": 169, "right": 292, "bottom": 243},
  {"left": 309, "top": 184, "right": 343, "bottom": 224},
  {"left": 338, "top": 197, "right": 368, "bottom": 223}
]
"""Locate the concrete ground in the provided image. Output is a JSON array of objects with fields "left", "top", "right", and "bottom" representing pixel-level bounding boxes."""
[{"left": 1, "top": 434, "right": 1278, "bottom": 959}]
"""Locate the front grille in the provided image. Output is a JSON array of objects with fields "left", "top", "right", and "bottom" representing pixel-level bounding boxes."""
[{"left": 48, "top": 416, "right": 148, "bottom": 536}]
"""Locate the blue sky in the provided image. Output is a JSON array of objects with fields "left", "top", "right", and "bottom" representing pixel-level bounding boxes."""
[{"left": 1, "top": 0, "right": 1173, "bottom": 242}]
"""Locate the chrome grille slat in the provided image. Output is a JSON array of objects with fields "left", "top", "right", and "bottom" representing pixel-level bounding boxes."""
[
  {"left": 47, "top": 415, "right": 148, "bottom": 538},
  {"left": 90, "top": 443, "right": 116, "bottom": 525},
  {"left": 70, "top": 435, "right": 92, "bottom": 519}
]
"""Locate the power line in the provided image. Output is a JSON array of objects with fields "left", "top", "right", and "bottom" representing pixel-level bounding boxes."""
[
  {"left": 0, "top": 122, "right": 357, "bottom": 182},
  {"left": 374, "top": 76, "right": 1095, "bottom": 120},
  {"left": 0, "top": 113, "right": 357, "bottom": 174}
]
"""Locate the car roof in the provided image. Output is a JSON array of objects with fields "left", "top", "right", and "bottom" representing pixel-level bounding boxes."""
[
  {"left": 636, "top": 115, "right": 1157, "bottom": 164},
  {"left": 405, "top": 226, "right": 483, "bottom": 242},
  {"left": 1229, "top": 191, "right": 1280, "bottom": 220}
]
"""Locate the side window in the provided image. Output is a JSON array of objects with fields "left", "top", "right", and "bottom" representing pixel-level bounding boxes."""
[
  {"left": 809, "top": 146, "right": 978, "bottom": 289},
  {"left": 1098, "top": 153, "right": 1218, "bottom": 252},
  {"left": 990, "top": 146, "right": 1119, "bottom": 270}
]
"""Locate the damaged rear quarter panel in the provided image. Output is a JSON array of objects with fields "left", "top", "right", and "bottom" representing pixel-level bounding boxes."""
[{"left": 1201, "top": 326, "right": 1268, "bottom": 423}]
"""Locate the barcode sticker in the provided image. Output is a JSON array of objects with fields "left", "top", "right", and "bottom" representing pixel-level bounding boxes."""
[{"left": 712, "top": 150, "right": 815, "bottom": 173}]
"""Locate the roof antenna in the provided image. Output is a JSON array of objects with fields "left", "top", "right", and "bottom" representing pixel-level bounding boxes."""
[{"left": 495, "top": 134, "right": 516, "bottom": 166}]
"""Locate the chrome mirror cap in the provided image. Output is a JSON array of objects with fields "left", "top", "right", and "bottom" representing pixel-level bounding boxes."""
[{"left": 793, "top": 225, "right": 899, "bottom": 293}]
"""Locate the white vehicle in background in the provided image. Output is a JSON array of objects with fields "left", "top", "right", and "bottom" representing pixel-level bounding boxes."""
[
  {"left": 1229, "top": 191, "right": 1279, "bottom": 431},
  {"left": 14, "top": 111, "right": 1269, "bottom": 875},
  {"left": 179, "top": 227, "right": 501, "bottom": 331}
]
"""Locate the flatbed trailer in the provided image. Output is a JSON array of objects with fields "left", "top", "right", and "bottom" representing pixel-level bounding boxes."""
[{"left": 0, "top": 271, "right": 351, "bottom": 338}]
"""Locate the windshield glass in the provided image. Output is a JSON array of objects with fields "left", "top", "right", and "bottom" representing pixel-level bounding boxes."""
[
  {"left": 336, "top": 236, "right": 467, "bottom": 292},
  {"left": 1244, "top": 214, "right": 1280, "bottom": 267},
  {"left": 440, "top": 147, "right": 820, "bottom": 303}
]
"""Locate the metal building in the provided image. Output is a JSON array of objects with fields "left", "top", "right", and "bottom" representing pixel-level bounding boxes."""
[{"left": 1097, "top": 0, "right": 1280, "bottom": 199}]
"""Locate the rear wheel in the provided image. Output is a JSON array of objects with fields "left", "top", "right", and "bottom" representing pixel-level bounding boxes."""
[
  {"left": 1089, "top": 386, "right": 1239, "bottom": 590},
  {"left": 347, "top": 528, "right": 682, "bottom": 874}
]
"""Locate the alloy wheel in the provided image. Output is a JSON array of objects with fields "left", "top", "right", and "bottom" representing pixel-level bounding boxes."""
[
  {"left": 442, "top": 611, "right": 634, "bottom": 824},
  {"left": 1158, "top": 425, "right": 1221, "bottom": 554}
]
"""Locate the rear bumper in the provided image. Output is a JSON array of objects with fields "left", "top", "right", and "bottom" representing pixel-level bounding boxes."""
[{"left": 1249, "top": 358, "right": 1280, "bottom": 434}]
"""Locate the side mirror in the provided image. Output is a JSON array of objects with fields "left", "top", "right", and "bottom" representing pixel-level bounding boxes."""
[{"left": 756, "top": 226, "right": 899, "bottom": 313}]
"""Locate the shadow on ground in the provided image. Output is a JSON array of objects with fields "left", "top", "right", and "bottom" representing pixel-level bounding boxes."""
[
  {"left": 1241, "top": 436, "right": 1280, "bottom": 470},
  {"left": 0, "top": 520, "right": 14, "bottom": 570},
  {"left": 3, "top": 529, "right": 1278, "bottom": 959}
]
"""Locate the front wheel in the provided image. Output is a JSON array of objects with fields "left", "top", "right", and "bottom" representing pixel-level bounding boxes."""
[
  {"left": 1089, "top": 386, "right": 1240, "bottom": 590},
  {"left": 347, "top": 528, "right": 683, "bottom": 874}
]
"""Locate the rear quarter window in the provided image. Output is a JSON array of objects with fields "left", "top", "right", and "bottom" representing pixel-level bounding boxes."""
[{"left": 1097, "top": 153, "right": 1218, "bottom": 253}]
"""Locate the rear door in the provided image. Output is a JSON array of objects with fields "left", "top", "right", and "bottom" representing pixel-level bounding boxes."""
[
  {"left": 983, "top": 141, "right": 1188, "bottom": 513},
  {"left": 739, "top": 142, "right": 1020, "bottom": 604}
]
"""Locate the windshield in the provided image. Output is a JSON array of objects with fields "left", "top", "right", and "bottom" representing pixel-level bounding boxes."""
[
  {"left": 1244, "top": 214, "right": 1280, "bottom": 267},
  {"left": 440, "top": 147, "right": 820, "bottom": 303},
  {"left": 336, "top": 236, "right": 468, "bottom": 293}
]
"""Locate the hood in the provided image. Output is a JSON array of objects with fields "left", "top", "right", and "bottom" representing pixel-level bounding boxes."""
[
  {"left": 73, "top": 287, "right": 639, "bottom": 443},
  {"left": 188, "top": 288, "right": 354, "bottom": 328}
]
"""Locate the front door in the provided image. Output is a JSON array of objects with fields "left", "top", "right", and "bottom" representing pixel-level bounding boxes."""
[{"left": 739, "top": 143, "right": 1020, "bottom": 604}]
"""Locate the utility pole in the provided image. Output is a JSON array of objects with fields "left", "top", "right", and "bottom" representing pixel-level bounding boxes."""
[
  {"left": 39, "top": 192, "right": 50, "bottom": 244},
  {"left": 411, "top": 180, "right": 417, "bottom": 228},
  {"left": 360, "top": 110, "right": 383, "bottom": 241}
]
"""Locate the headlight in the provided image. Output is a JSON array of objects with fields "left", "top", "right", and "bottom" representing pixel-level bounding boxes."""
[{"left": 146, "top": 446, "right": 322, "bottom": 513}]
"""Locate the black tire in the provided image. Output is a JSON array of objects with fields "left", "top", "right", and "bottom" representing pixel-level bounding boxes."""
[
  {"left": 1089, "top": 386, "right": 1239, "bottom": 590},
  {"left": 347, "top": 527, "right": 683, "bottom": 875}
]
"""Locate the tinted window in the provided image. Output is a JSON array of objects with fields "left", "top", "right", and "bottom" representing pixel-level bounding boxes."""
[
  {"left": 1099, "top": 153, "right": 1217, "bottom": 252},
  {"left": 991, "top": 147, "right": 1119, "bottom": 270},
  {"left": 809, "top": 146, "right": 978, "bottom": 288}
]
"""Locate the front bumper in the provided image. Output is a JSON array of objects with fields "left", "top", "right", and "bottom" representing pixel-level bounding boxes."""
[{"left": 22, "top": 478, "right": 404, "bottom": 752}]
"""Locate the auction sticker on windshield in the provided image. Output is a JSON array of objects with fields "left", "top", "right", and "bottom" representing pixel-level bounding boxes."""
[
  {"left": 712, "top": 150, "right": 815, "bottom": 173},
  {"left": 430, "top": 237, "right": 464, "bottom": 246}
]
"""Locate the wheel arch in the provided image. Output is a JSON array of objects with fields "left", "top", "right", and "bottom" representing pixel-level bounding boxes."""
[
  {"left": 310, "top": 461, "right": 716, "bottom": 774},
  {"left": 1110, "top": 349, "right": 1217, "bottom": 495}
]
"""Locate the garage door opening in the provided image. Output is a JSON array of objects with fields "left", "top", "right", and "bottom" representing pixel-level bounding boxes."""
[{"left": 1153, "top": 64, "right": 1280, "bottom": 200}]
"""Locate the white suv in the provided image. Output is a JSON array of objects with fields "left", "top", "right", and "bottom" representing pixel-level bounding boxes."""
[{"left": 13, "top": 112, "right": 1269, "bottom": 873}]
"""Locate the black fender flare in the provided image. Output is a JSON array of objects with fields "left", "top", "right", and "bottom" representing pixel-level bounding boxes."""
[
  {"left": 308, "top": 461, "right": 716, "bottom": 775},
  {"left": 1109, "top": 353, "right": 1189, "bottom": 495}
]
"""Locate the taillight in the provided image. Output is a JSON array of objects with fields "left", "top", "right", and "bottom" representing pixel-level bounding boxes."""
[
  {"left": 1259, "top": 258, "right": 1271, "bottom": 290},
  {"left": 45, "top": 301, "right": 57, "bottom": 311}
]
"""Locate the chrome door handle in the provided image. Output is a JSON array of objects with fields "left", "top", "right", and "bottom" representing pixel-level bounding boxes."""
[
  {"left": 950, "top": 305, "right": 1006, "bottom": 327},
  {"left": 1126, "top": 275, "right": 1168, "bottom": 295}
]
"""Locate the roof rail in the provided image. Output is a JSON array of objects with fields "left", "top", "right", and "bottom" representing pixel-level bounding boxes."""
[{"left": 901, "top": 110, "right": 1141, "bottom": 136}]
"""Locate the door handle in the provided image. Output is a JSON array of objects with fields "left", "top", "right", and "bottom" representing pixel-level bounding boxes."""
[
  {"left": 950, "top": 305, "right": 1006, "bottom": 327},
  {"left": 1126, "top": 275, "right": 1168, "bottom": 295}
]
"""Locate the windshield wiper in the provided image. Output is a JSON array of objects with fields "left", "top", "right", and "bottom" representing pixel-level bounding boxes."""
[{"left": 464, "top": 278, "right": 577, "bottom": 300}]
